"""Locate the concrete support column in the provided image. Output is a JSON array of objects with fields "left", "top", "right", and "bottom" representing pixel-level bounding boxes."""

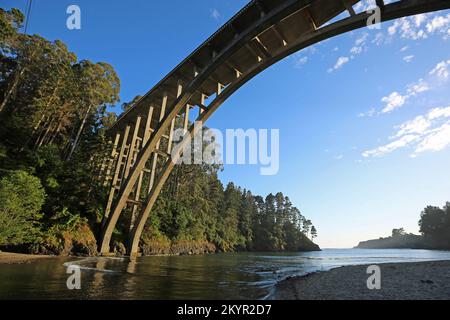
[
  {"left": 102, "top": 133, "right": 121, "bottom": 187},
  {"left": 124, "top": 117, "right": 142, "bottom": 179},
  {"left": 103, "top": 125, "right": 131, "bottom": 227},
  {"left": 148, "top": 94, "right": 168, "bottom": 194}
]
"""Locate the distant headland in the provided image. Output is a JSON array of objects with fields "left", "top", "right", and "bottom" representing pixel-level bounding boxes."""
[{"left": 355, "top": 202, "right": 450, "bottom": 250}]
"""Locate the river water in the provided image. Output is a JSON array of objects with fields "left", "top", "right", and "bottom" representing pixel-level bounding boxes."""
[{"left": 1, "top": 249, "right": 450, "bottom": 299}]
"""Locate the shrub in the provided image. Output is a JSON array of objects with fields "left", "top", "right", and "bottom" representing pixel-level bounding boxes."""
[
  {"left": 0, "top": 170, "right": 46, "bottom": 245},
  {"left": 30, "top": 207, "right": 98, "bottom": 256}
]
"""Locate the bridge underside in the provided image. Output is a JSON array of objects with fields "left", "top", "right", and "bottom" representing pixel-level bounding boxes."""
[{"left": 96, "top": 0, "right": 450, "bottom": 256}]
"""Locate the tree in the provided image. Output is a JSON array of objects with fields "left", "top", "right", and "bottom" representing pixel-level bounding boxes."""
[
  {"left": 238, "top": 190, "right": 256, "bottom": 249},
  {"left": 419, "top": 204, "right": 450, "bottom": 248},
  {"left": 311, "top": 226, "right": 318, "bottom": 240},
  {"left": 0, "top": 8, "right": 320, "bottom": 255},
  {"left": 121, "top": 95, "right": 142, "bottom": 114},
  {"left": 218, "top": 182, "right": 242, "bottom": 251},
  {"left": 392, "top": 228, "right": 406, "bottom": 238},
  {"left": 0, "top": 171, "right": 46, "bottom": 245},
  {"left": 65, "top": 61, "right": 120, "bottom": 160},
  {"left": 303, "top": 219, "right": 312, "bottom": 238},
  {"left": 0, "top": 8, "right": 24, "bottom": 113}
]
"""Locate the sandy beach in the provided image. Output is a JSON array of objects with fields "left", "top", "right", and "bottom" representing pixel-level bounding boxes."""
[
  {"left": 275, "top": 260, "right": 450, "bottom": 300},
  {"left": 0, "top": 252, "right": 53, "bottom": 265}
]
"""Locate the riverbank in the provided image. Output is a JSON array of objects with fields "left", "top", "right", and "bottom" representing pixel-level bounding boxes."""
[
  {"left": 0, "top": 252, "right": 53, "bottom": 264},
  {"left": 275, "top": 260, "right": 450, "bottom": 300}
]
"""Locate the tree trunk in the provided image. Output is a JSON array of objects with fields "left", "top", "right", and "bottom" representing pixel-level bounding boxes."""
[
  {"left": 36, "top": 116, "right": 56, "bottom": 149},
  {"left": 20, "top": 114, "right": 46, "bottom": 152},
  {"left": 33, "top": 115, "right": 54, "bottom": 150},
  {"left": 48, "top": 120, "right": 63, "bottom": 145},
  {"left": 66, "top": 105, "right": 92, "bottom": 161},
  {"left": 42, "top": 117, "right": 61, "bottom": 146},
  {"left": 0, "top": 68, "right": 26, "bottom": 113}
]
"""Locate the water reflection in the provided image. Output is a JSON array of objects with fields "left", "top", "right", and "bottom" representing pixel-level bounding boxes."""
[{"left": 1, "top": 249, "right": 450, "bottom": 299}]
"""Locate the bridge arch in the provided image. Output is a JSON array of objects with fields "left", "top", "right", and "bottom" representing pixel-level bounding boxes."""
[{"left": 97, "top": 0, "right": 450, "bottom": 256}]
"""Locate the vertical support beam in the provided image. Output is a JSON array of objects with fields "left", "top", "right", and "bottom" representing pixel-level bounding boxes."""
[
  {"left": 342, "top": 0, "right": 356, "bottom": 16},
  {"left": 176, "top": 80, "right": 183, "bottom": 97},
  {"left": 271, "top": 25, "right": 288, "bottom": 47},
  {"left": 103, "top": 125, "right": 130, "bottom": 225},
  {"left": 376, "top": 0, "right": 385, "bottom": 13},
  {"left": 148, "top": 94, "right": 168, "bottom": 194},
  {"left": 103, "top": 133, "right": 121, "bottom": 187},
  {"left": 143, "top": 105, "right": 154, "bottom": 146},
  {"left": 304, "top": 8, "right": 317, "bottom": 31},
  {"left": 199, "top": 94, "right": 207, "bottom": 117},
  {"left": 97, "top": 137, "right": 115, "bottom": 184},
  {"left": 224, "top": 61, "right": 242, "bottom": 78},
  {"left": 130, "top": 170, "right": 143, "bottom": 230},
  {"left": 167, "top": 80, "right": 183, "bottom": 154},
  {"left": 217, "top": 82, "right": 224, "bottom": 95},
  {"left": 167, "top": 118, "right": 176, "bottom": 153},
  {"left": 130, "top": 137, "right": 143, "bottom": 232},
  {"left": 183, "top": 105, "right": 190, "bottom": 133},
  {"left": 124, "top": 116, "right": 142, "bottom": 179}
]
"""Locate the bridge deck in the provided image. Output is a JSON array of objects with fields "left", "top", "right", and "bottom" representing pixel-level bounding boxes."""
[
  {"left": 109, "top": 0, "right": 360, "bottom": 137},
  {"left": 99, "top": 0, "right": 450, "bottom": 256}
]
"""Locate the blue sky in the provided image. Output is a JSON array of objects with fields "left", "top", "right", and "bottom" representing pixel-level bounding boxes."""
[{"left": 3, "top": 0, "right": 450, "bottom": 248}]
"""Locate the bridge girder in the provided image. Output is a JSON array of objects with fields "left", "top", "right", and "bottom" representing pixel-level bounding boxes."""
[{"left": 98, "top": 0, "right": 450, "bottom": 256}]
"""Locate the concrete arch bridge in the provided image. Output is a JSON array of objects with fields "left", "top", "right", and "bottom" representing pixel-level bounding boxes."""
[{"left": 96, "top": 0, "right": 450, "bottom": 256}]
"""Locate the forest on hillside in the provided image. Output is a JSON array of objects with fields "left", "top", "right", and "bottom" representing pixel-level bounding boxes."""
[
  {"left": 0, "top": 8, "right": 319, "bottom": 256},
  {"left": 357, "top": 202, "right": 450, "bottom": 250}
]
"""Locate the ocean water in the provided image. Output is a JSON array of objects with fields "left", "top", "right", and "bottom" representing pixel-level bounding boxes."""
[{"left": 0, "top": 248, "right": 449, "bottom": 300}]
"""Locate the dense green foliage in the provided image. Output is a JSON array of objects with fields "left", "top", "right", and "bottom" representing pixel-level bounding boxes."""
[
  {"left": 0, "top": 8, "right": 319, "bottom": 255},
  {"left": 357, "top": 202, "right": 450, "bottom": 250},
  {"left": 136, "top": 164, "right": 319, "bottom": 253},
  {"left": 419, "top": 203, "right": 450, "bottom": 249},
  {"left": 0, "top": 8, "right": 118, "bottom": 252},
  {"left": 0, "top": 171, "right": 45, "bottom": 245},
  {"left": 356, "top": 230, "right": 424, "bottom": 249}
]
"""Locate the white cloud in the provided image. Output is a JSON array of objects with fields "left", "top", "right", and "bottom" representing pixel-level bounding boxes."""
[
  {"left": 429, "top": 60, "right": 450, "bottom": 80},
  {"left": 372, "top": 33, "right": 384, "bottom": 46},
  {"left": 381, "top": 92, "right": 407, "bottom": 114},
  {"left": 429, "top": 106, "right": 450, "bottom": 120},
  {"left": 373, "top": 59, "right": 450, "bottom": 116},
  {"left": 328, "top": 32, "right": 368, "bottom": 72},
  {"left": 295, "top": 56, "right": 308, "bottom": 68},
  {"left": 328, "top": 10, "right": 449, "bottom": 77},
  {"left": 350, "top": 46, "right": 363, "bottom": 54},
  {"left": 363, "top": 135, "right": 418, "bottom": 158},
  {"left": 335, "top": 56, "right": 350, "bottom": 68},
  {"left": 329, "top": 56, "right": 349, "bottom": 72},
  {"left": 334, "top": 154, "right": 344, "bottom": 160},
  {"left": 386, "top": 12, "right": 450, "bottom": 41},
  {"left": 363, "top": 106, "right": 450, "bottom": 158},
  {"left": 388, "top": 17, "right": 428, "bottom": 40},
  {"left": 292, "top": 46, "right": 318, "bottom": 70},
  {"left": 406, "top": 79, "right": 429, "bottom": 96},
  {"left": 358, "top": 108, "right": 376, "bottom": 118},
  {"left": 426, "top": 14, "right": 450, "bottom": 34},
  {"left": 415, "top": 123, "right": 450, "bottom": 153},
  {"left": 414, "top": 14, "right": 428, "bottom": 27},
  {"left": 355, "top": 33, "right": 368, "bottom": 46},
  {"left": 379, "top": 79, "right": 430, "bottom": 114},
  {"left": 211, "top": 8, "right": 221, "bottom": 20},
  {"left": 353, "top": 0, "right": 396, "bottom": 13},
  {"left": 395, "top": 115, "right": 431, "bottom": 137},
  {"left": 403, "top": 55, "right": 414, "bottom": 63}
]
